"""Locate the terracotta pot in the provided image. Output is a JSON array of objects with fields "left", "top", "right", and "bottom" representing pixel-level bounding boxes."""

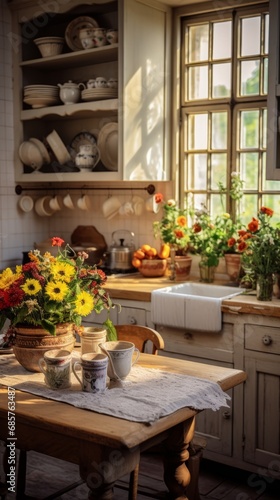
[
  {"left": 225, "top": 253, "right": 242, "bottom": 283},
  {"left": 13, "top": 323, "right": 76, "bottom": 373},
  {"left": 165, "top": 256, "right": 192, "bottom": 281}
]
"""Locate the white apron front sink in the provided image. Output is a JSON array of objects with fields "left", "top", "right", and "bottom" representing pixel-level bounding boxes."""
[{"left": 151, "top": 283, "right": 243, "bottom": 332}]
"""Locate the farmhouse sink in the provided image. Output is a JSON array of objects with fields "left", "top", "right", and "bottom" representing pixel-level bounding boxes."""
[{"left": 151, "top": 283, "right": 243, "bottom": 332}]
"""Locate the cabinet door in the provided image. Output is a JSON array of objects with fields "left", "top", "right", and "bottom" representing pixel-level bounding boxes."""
[
  {"left": 116, "top": 305, "right": 146, "bottom": 326},
  {"left": 244, "top": 352, "right": 280, "bottom": 470}
]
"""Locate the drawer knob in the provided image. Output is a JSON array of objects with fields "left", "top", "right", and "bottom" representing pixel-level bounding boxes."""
[
  {"left": 262, "top": 335, "right": 272, "bottom": 346},
  {"left": 129, "top": 317, "right": 137, "bottom": 325},
  {"left": 222, "top": 411, "right": 231, "bottom": 419}
]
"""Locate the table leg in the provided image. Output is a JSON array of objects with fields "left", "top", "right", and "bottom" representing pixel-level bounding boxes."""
[
  {"left": 79, "top": 444, "right": 140, "bottom": 500},
  {"left": 163, "top": 416, "right": 195, "bottom": 500}
]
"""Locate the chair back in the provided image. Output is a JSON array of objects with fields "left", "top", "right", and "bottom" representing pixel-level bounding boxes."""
[{"left": 115, "top": 325, "right": 164, "bottom": 355}]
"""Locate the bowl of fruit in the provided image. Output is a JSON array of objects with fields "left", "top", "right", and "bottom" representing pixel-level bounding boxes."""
[{"left": 132, "top": 244, "right": 170, "bottom": 277}]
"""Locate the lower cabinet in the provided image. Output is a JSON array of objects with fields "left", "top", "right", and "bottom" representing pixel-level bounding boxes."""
[
  {"left": 83, "top": 299, "right": 153, "bottom": 328},
  {"left": 157, "top": 321, "right": 235, "bottom": 457}
]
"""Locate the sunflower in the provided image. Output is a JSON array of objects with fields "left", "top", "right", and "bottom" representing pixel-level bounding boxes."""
[
  {"left": 45, "top": 280, "right": 69, "bottom": 301},
  {"left": 21, "top": 278, "right": 42, "bottom": 296},
  {"left": 50, "top": 261, "right": 75, "bottom": 283},
  {"left": 75, "top": 290, "right": 94, "bottom": 316},
  {"left": 0, "top": 268, "right": 22, "bottom": 290}
]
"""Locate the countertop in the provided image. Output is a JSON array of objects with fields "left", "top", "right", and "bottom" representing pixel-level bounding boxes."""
[{"left": 104, "top": 273, "right": 280, "bottom": 318}]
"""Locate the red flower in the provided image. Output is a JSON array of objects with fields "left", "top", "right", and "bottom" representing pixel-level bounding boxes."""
[
  {"left": 247, "top": 217, "right": 259, "bottom": 233},
  {"left": 260, "top": 206, "right": 274, "bottom": 217},
  {"left": 52, "top": 237, "right": 64, "bottom": 247},
  {"left": 4, "top": 286, "right": 25, "bottom": 308},
  {"left": 238, "top": 229, "right": 247, "bottom": 238},
  {"left": 155, "top": 193, "right": 164, "bottom": 204},
  {"left": 193, "top": 223, "right": 202, "bottom": 233},
  {"left": 237, "top": 241, "right": 247, "bottom": 252},
  {"left": 227, "top": 237, "right": 236, "bottom": 248}
]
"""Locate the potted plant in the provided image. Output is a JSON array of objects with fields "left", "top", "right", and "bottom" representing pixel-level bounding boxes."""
[
  {"left": 153, "top": 194, "right": 192, "bottom": 280},
  {"left": 236, "top": 207, "right": 280, "bottom": 300},
  {"left": 0, "top": 236, "right": 116, "bottom": 370}
]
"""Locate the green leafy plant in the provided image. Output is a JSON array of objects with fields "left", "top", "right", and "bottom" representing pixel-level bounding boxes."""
[{"left": 0, "top": 237, "right": 115, "bottom": 336}]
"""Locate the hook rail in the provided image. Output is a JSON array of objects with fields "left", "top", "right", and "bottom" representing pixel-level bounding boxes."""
[{"left": 15, "top": 184, "right": 156, "bottom": 196}]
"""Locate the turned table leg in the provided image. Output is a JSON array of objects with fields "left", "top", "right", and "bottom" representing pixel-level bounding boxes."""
[{"left": 163, "top": 416, "right": 196, "bottom": 500}]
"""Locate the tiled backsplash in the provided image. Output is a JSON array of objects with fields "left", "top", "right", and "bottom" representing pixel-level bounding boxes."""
[{"left": 0, "top": 2, "right": 173, "bottom": 270}]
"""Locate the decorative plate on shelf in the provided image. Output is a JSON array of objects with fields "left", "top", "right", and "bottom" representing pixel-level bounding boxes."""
[
  {"left": 65, "top": 16, "right": 99, "bottom": 51},
  {"left": 81, "top": 88, "right": 118, "bottom": 101},
  {"left": 97, "top": 122, "right": 118, "bottom": 171},
  {"left": 70, "top": 132, "right": 97, "bottom": 155}
]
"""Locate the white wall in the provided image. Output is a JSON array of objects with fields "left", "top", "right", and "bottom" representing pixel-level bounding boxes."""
[{"left": 0, "top": 2, "right": 173, "bottom": 270}]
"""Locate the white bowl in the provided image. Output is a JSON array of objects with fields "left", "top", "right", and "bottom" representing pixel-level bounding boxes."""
[
  {"left": 46, "top": 130, "right": 71, "bottom": 165},
  {"left": 29, "top": 138, "right": 51, "bottom": 164},
  {"left": 18, "top": 141, "right": 44, "bottom": 170},
  {"left": 34, "top": 196, "right": 54, "bottom": 217},
  {"left": 33, "top": 37, "right": 64, "bottom": 58}
]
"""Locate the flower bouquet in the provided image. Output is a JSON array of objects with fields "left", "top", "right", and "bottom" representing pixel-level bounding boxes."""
[{"left": 0, "top": 237, "right": 115, "bottom": 337}]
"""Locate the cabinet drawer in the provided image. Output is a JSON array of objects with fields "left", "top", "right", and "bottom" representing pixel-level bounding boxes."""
[
  {"left": 157, "top": 323, "right": 234, "bottom": 363},
  {"left": 245, "top": 324, "right": 280, "bottom": 354}
]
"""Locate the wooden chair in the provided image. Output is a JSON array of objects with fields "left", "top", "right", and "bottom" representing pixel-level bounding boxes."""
[{"left": 115, "top": 324, "right": 164, "bottom": 500}]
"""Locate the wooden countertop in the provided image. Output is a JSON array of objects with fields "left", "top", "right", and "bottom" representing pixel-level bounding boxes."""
[{"left": 104, "top": 273, "right": 280, "bottom": 318}]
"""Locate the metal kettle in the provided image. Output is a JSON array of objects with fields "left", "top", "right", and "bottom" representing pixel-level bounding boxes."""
[{"left": 109, "top": 230, "right": 135, "bottom": 270}]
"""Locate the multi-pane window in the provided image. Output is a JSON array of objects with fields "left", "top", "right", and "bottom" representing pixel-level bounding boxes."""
[{"left": 181, "top": 3, "right": 280, "bottom": 223}]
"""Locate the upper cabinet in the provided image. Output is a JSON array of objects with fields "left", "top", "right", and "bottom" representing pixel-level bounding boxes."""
[
  {"left": 8, "top": 0, "right": 171, "bottom": 184},
  {"left": 267, "top": 0, "right": 280, "bottom": 180}
]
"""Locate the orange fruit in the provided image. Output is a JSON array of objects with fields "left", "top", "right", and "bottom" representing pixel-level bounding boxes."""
[
  {"left": 132, "top": 257, "right": 142, "bottom": 268},
  {"left": 141, "top": 244, "right": 151, "bottom": 254},
  {"left": 146, "top": 247, "right": 157, "bottom": 257},
  {"left": 134, "top": 249, "right": 145, "bottom": 259}
]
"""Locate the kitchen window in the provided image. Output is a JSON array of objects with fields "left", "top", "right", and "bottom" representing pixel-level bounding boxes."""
[{"left": 180, "top": 2, "right": 280, "bottom": 223}]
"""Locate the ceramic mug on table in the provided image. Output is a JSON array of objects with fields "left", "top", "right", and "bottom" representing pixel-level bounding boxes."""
[
  {"left": 73, "top": 353, "right": 108, "bottom": 393},
  {"left": 99, "top": 341, "right": 140, "bottom": 380},
  {"left": 80, "top": 326, "right": 107, "bottom": 355},
  {"left": 38, "top": 349, "right": 72, "bottom": 390}
]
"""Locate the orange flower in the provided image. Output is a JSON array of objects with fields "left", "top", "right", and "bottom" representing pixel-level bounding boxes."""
[
  {"left": 177, "top": 215, "right": 187, "bottom": 227},
  {"left": 174, "top": 229, "right": 184, "bottom": 239},
  {"left": 237, "top": 240, "right": 247, "bottom": 252},
  {"left": 260, "top": 206, "right": 274, "bottom": 217},
  {"left": 227, "top": 237, "right": 236, "bottom": 248},
  {"left": 155, "top": 193, "right": 164, "bottom": 204},
  {"left": 247, "top": 217, "right": 259, "bottom": 233},
  {"left": 238, "top": 229, "right": 247, "bottom": 238},
  {"left": 52, "top": 237, "right": 64, "bottom": 247}
]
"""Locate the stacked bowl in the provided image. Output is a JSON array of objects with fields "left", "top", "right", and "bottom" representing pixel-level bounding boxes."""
[{"left": 33, "top": 36, "right": 65, "bottom": 58}]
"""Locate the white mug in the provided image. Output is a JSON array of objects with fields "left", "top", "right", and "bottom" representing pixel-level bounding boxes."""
[{"left": 99, "top": 341, "right": 140, "bottom": 380}]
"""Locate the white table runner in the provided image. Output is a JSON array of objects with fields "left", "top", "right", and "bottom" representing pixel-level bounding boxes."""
[{"left": 0, "top": 355, "right": 230, "bottom": 424}]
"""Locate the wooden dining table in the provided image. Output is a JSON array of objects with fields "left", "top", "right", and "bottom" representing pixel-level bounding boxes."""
[{"left": 0, "top": 353, "right": 246, "bottom": 500}]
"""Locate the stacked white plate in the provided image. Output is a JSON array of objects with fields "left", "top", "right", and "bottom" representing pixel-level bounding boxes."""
[
  {"left": 81, "top": 88, "right": 118, "bottom": 102},
  {"left": 23, "top": 84, "right": 60, "bottom": 108},
  {"left": 97, "top": 122, "right": 118, "bottom": 171}
]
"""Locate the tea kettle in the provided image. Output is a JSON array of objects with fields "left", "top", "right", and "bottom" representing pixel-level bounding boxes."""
[{"left": 109, "top": 230, "right": 135, "bottom": 271}]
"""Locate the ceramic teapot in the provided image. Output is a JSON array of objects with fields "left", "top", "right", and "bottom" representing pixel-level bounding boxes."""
[
  {"left": 58, "top": 80, "right": 85, "bottom": 104},
  {"left": 75, "top": 144, "right": 100, "bottom": 171}
]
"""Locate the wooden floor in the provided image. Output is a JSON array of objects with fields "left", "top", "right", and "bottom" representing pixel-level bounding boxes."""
[{"left": 0, "top": 443, "right": 279, "bottom": 499}]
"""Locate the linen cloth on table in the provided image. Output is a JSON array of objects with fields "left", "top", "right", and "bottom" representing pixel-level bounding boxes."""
[{"left": 0, "top": 355, "right": 230, "bottom": 424}]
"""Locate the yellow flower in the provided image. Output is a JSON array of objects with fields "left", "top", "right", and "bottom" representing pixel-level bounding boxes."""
[
  {"left": 21, "top": 278, "right": 42, "bottom": 295},
  {"left": 45, "top": 280, "right": 69, "bottom": 301},
  {"left": 75, "top": 290, "right": 94, "bottom": 316},
  {"left": 0, "top": 268, "right": 21, "bottom": 290},
  {"left": 50, "top": 262, "right": 75, "bottom": 283}
]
